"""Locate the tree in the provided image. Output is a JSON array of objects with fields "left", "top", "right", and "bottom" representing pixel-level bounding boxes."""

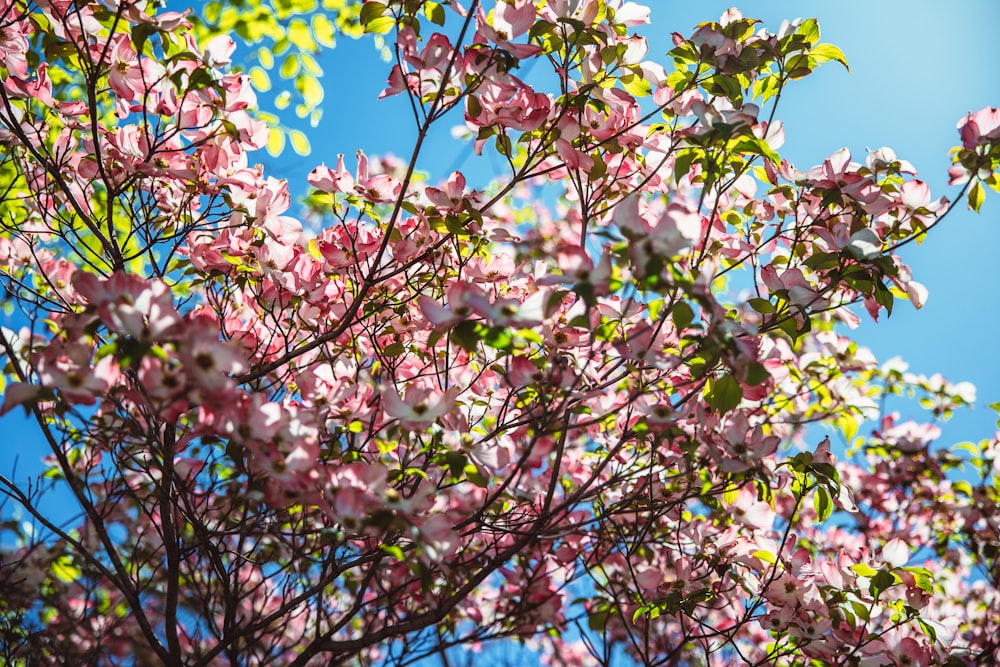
[{"left": 0, "top": 0, "right": 998, "bottom": 664}]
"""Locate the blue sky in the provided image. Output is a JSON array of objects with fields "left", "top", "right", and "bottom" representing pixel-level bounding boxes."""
[{"left": 3, "top": 2, "right": 999, "bottom": 527}]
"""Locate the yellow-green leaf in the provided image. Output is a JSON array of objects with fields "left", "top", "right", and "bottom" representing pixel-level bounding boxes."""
[
  {"left": 249, "top": 66, "right": 271, "bottom": 92},
  {"left": 365, "top": 15, "right": 396, "bottom": 35},
  {"left": 752, "top": 549, "right": 777, "bottom": 565},
  {"left": 300, "top": 52, "right": 322, "bottom": 76},
  {"left": 289, "top": 129, "right": 311, "bottom": 155},
  {"left": 850, "top": 563, "right": 879, "bottom": 578},
  {"left": 288, "top": 18, "right": 317, "bottom": 51},
  {"left": 280, "top": 54, "right": 300, "bottom": 79},
  {"left": 620, "top": 73, "right": 651, "bottom": 97},
  {"left": 312, "top": 14, "right": 337, "bottom": 48},
  {"left": 969, "top": 181, "right": 985, "bottom": 212},
  {"left": 51, "top": 555, "right": 81, "bottom": 583},
  {"left": 258, "top": 47, "right": 274, "bottom": 69},
  {"left": 267, "top": 127, "right": 286, "bottom": 156},
  {"left": 810, "top": 43, "right": 850, "bottom": 71},
  {"left": 296, "top": 74, "right": 324, "bottom": 108}
]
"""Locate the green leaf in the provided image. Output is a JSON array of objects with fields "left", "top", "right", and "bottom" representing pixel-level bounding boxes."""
[
  {"left": 382, "top": 342, "right": 405, "bottom": 357},
  {"left": 672, "top": 301, "right": 694, "bottom": 330},
  {"left": 810, "top": 463, "right": 838, "bottom": 485},
  {"left": 785, "top": 54, "right": 812, "bottom": 79},
  {"left": 776, "top": 315, "right": 800, "bottom": 341},
  {"left": 587, "top": 606, "right": 610, "bottom": 631},
  {"left": 733, "top": 136, "right": 780, "bottom": 164},
  {"left": 870, "top": 569, "right": 897, "bottom": 600},
  {"left": 466, "top": 467, "right": 489, "bottom": 488},
  {"left": 917, "top": 618, "right": 938, "bottom": 642},
  {"left": 748, "top": 297, "right": 773, "bottom": 314},
  {"left": 903, "top": 567, "right": 935, "bottom": 593},
  {"left": 444, "top": 451, "right": 467, "bottom": 479},
  {"left": 873, "top": 280, "right": 894, "bottom": 316},
  {"left": 706, "top": 373, "right": 742, "bottom": 414},
  {"left": 466, "top": 94, "right": 483, "bottom": 119},
  {"left": 131, "top": 23, "right": 156, "bottom": 54},
  {"left": 482, "top": 326, "right": 513, "bottom": 351},
  {"left": 633, "top": 603, "right": 653, "bottom": 622},
  {"left": 360, "top": 1, "right": 387, "bottom": 26},
  {"left": 380, "top": 544, "right": 406, "bottom": 560},
  {"left": 425, "top": 1, "right": 446, "bottom": 26},
  {"left": 813, "top": 485, "right": 832, "bottom": 522},
  {"left": 752, "top": 74, "right": 780, "bottom": 102},
  {"left": 594, "top": 319, "right": 617, "bottom": 341},
  {"left": 803, "top": 251, "right": 839, "bottom": 271},
  {"left": 296, "top": 74, "right": 325, "bottom": 108},
  {"left": 706, "top": 74, "right": 742, "bottom": 102},
  {"left": 451, "top": 321, "right": 481, "bottom": 352},
  {"left": 744, "top": 362, "right": 770, "bottom": 387},
  {"left": 673, "top": 149, "right": 697, "bottom": 185},
  {"left": 300, "top": 52, "right": 322, "bottom": 77},
  {"left": 311, "top": 15, "right": 336, "bottom": 48},
  {"left": 810, "top": 43, "right": 850, "bottom": 71}
]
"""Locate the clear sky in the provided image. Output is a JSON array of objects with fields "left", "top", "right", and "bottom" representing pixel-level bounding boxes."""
[{"left": 3, "top": 2, "right": 999, "bottom": 524}]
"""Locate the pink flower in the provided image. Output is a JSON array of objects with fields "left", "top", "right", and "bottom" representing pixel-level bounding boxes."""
[
  {"left": 425, "top": 171, "right": 469, "bottom": 212},
  {"left": 958, "top": 106, "right": 1000, "bottom": 149},
  {"left": 179, "top": 332, "right": 247, "bottom": 391},
  {"left": 417, "top": 281, "right": 486, "bottom": 329},
  {"left": 381, "top": 384, "right": 459, "bottom": 430},
  {"left": 465, "top": 287, "right": 555, "bottom": 327},
  {"left": 730, "top": 486, "right": 773, "bottom": 530},
  {"left": 476, "top": 2, "right": 541, "bottom": 59},
  {"left": 38, "top": 349, "right": 120, "bottom": 406},
  {"left": 254, "top": 177, "right": 303, "bottom": 245},
  {"left": 896, "top": 179, "right": 947, "bottom": 227},
  {"left": 0, "top": 382, "right": 41, "bottom": 416},
  {"left": 308, "top": 154, "right": 355, "bottom": 193},
  {"left": 492, "top": 0, "right": 535, "bottom": 41},
  {"left": 106, "top": 35, "right": 159, "bottom": 101},
  {"left": 74, "top": 272, "right": 182, "bottom": 340},
  {"left": 614, "top": 196, "right": 703, "bottom": 271},
  {"left": 418, "top": 513, "right": 460, "bottom": 561},
  {"left": 760, "top": 265, "right": 829, "bottom": 309},
  {"left": 203, "top": 35, "right": 236, "bottom": 69},
  {"left": 326, "top": 462, "right": 389, "bottom": 522}
]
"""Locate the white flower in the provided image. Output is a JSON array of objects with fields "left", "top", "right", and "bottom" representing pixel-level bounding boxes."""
[{"left": 846, "top": 228, "right": 882, "bottom": 260}]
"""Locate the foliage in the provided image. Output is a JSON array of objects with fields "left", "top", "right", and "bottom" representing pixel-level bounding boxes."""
[{"left": 0, "top": 0, "right": 998, "bottom": 664}]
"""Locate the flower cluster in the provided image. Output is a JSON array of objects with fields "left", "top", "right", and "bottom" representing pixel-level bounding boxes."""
[{"left": 0, "top": 2, "right": 997, "bottom": 666}]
